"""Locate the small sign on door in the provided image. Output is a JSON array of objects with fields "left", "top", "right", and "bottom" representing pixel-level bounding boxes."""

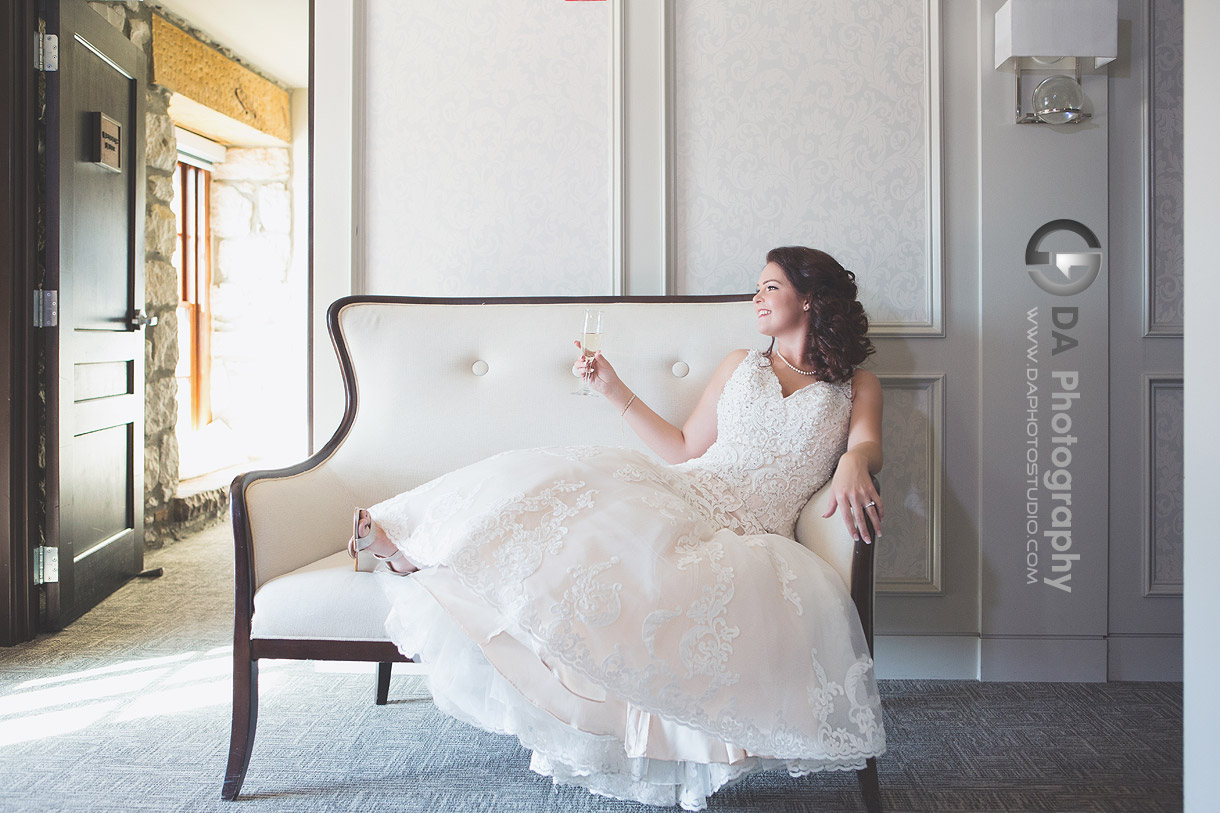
[{"left": 90, "top": 112, "right": 121, "bottom": 172}]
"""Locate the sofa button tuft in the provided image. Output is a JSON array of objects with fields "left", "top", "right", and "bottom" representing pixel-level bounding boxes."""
[
  {"left": 672, "top": 361, "right": 690, "bottom": 378},
  {"left": 472, "top": 360, "right": 489, "bottom": 376}
]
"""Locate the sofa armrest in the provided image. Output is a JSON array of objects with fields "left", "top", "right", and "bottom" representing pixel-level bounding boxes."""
[
  {"left": 234, "top": 458, "right": 365, "bottom": 592},
  {"left": 794, "top": 476, "right": 880, "bottom": 655},
  {"left": 794, "top": 480, "right": 854, "bottom": 590}
]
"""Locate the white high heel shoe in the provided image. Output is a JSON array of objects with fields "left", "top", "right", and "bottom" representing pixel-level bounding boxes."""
[
  {"left": 349, "top": 508, "right": 416, "bottom": 575},
  {"left": 348, "top": 508, "right": 377, "bottom": 572},
  {"left": 373, "top": 548, "right": 416, "bottom": 576}
]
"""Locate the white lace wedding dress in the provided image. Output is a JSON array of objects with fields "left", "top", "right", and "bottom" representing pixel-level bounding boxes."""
[{"left": 373, "top": 350, "right": 885, "bottom": 810}]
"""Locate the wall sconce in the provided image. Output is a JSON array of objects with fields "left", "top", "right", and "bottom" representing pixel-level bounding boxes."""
[{"left": 995, "top": 0, "right": 1118, "bottom": 125}]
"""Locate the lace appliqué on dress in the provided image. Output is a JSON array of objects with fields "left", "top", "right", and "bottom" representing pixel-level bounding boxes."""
[
  {"left": 671, "top": 350, "right": 853, "bottom": 538},
  {"left": 745, "top": 537, "right": 803, "bottom": 616},
  {"left": 555, "top": 558, "right": 623, "bottom": 628}
]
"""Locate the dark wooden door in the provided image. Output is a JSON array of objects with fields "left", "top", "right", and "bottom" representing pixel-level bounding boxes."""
[{"left": 45, "top": 0, "right": 147, "bottom": 628}]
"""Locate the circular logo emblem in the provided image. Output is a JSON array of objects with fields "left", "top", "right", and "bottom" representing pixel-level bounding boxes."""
[{"left": 1025, "top": 219, "right": 1103, "bottom": 296}]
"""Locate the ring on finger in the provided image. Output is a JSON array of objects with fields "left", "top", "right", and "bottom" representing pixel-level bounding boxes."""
[{"left": 865, "top": 500, "right": 877, "bottom": 509}]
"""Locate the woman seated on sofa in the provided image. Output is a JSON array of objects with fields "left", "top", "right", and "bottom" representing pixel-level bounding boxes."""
[{"left": 348, "top": 246, "right": 885, "bottom": 811}]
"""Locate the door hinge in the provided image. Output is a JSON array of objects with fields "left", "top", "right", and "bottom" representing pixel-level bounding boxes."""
[
  {"left": 33, "top": 289, "right": 58, "bottom": 328},
  {"left": 34, "top": 546, "right": 60, "bottom": 585},
  {"left": 36, "top": 33, "right": 58, "bottom": 72},
  {"left": 130, "top": 310, "right": 158, "bottom": 328}
]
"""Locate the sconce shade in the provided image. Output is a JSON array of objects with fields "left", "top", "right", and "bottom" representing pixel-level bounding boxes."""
[{"left": 995, "top": 0, "right": 1118, "bottom": 71}]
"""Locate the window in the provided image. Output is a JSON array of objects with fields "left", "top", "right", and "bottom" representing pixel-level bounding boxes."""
[{"left": 172, "top": 160, "right": 212, "bottom": 434}]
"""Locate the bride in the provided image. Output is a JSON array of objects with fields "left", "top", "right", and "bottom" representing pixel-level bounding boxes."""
[{"left": 349, "top": 246, "right": 886, "bottom": 810}]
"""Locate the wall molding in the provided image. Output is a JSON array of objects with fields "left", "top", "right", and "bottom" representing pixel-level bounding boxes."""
[
  {"left": 664, "top": 0, "right": 944, "bottom": 325},
  {"left": 610, "top": 0, "right": 625, "bottom": 295},
  {"left": 662, "top": 0, "right": 676, "bottom": 295},
  {"left": 1144, "top": 0, "right": 1184, "bottom": 337},
  {"left": 351, "top": 0, "right": 367, "bottom": 298},
  {"left": 310, "top": 0, "right": 356, "bottom": 449},
  {"left": 619, "top": 0, "right": 672, "bottom": 296},
  {"left": 870, "top": 0, "right": 945, "bottom": 337},
  {"left": 877, "top": 373, "right": 944, "bottom": 595},
  {"left": 1143, "top": 374, "right": 1184, "bottom": 597}
]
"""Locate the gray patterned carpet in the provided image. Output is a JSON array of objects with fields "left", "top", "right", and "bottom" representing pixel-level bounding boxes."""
[{"left": 0, "top": 521, "right": 1182, "bottom": 812}]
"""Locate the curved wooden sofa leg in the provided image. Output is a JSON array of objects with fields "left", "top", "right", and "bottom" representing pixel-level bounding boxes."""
[
  {"left": 375, "top": 661, "right": 392, "bottom": 705},
  {"left": 856, "top": 757, "right": 882, "bottom": 812},
  {"left": 222, "top": 658, "right": 258, "bottom": 800}
]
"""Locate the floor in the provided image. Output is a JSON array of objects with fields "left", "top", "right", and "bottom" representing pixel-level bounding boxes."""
[{"left": 0, "top": 519, "right": 1184, "bottom": 812}]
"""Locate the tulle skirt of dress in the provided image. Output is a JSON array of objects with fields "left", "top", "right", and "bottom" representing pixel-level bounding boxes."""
[{"left": 372, "top": 447, "right": 885, "bottom": 810}]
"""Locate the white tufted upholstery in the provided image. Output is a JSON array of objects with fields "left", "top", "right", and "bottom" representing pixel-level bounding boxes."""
[
  {"left": 251, "top": 552, "right": 394, "bottom": 640},
  {"left": 245, "top": 299, "right": 863, "bottom": 644}
]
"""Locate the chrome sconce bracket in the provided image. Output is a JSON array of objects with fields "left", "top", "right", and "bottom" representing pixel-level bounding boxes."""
[{"left": 1012, "top": 57, "right": 1091, "bottom": 125}]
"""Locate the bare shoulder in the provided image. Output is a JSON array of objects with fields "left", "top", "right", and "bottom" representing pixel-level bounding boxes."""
[
  {"left": 851, "top": 369, "right": 882, "bottom": 398},
  {"left": 714, "top": 349, "right": 751, "bottom": 377},
  {"left": 703, "top": 349, "right": 751, "bottom": 393},
  {"left": 723, "top": 348, "right": 751, "bottom": 366}
]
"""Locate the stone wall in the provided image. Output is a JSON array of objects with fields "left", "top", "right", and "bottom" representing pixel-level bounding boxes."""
[
  {"left": 89, "top": 1, "right": 180, "bottom": 547},
  {"left": 210, "top": 148, "right": 306, "bottom": 463}
]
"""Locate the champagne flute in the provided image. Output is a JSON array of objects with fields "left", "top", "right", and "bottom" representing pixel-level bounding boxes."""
[{"left": 573, "top": 309, "right": 603, "bottom": 396}]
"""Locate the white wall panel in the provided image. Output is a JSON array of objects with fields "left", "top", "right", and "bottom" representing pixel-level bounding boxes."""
[
  {"left": 361, "top": 0, "right": 612, "bottom": 296},
  {"left": 311, "top": 0, "right": 355, "bottom": 449},
  {"left": 671, "top": 0, "right": 941, "bottom": 333}
]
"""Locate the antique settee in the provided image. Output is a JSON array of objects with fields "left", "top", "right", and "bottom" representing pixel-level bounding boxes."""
[{"left": 222, "top": 296, "right": 881, "bottom": 811}]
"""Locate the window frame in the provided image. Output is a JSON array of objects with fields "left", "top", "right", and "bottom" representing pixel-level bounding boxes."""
[{"left": 173, "top": 157, "right": 213, "bottom": 433}]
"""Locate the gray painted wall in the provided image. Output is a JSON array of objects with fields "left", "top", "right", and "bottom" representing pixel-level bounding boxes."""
[{"left": 1107, "top": 0, "right": 1184, "bottom": 681}]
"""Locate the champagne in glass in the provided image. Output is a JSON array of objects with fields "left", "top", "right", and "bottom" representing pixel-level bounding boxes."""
[{"left": 574, "top": 309, "right": 604, "bottom": 395}]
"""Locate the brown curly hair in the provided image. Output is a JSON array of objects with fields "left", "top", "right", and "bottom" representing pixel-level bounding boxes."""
[{"left": 762, "top": 246, "right": 874, "bottom": 384}]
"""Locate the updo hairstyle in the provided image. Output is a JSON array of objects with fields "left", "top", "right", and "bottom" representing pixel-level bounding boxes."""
[{"left": 763, "top": 246, "right": 874, "bottom": 384}]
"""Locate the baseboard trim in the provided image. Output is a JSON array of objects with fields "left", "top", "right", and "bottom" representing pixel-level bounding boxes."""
[
  {"left": 875, "top": 634, "right": 979, "bottom": 679},
  {"left": 1107, "top": 635, "right": 1183, "bottom": 681},
  {"left": 980, "top": 636, "right": 1108, "bottom": 681},
  {"left": 875, "top": 634, "right": 1183, "bottom": 682}
]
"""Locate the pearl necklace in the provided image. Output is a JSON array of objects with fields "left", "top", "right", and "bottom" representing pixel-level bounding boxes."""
[{"left": 774, "top": 348, "right": 816, "bottom": 376}]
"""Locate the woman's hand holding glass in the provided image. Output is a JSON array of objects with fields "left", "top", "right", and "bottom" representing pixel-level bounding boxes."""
[
  {"left": 572, "top": 309, "right": 605, "bottom": 396},
  {"left": 571, "top": 341, "right": 624, "bottom": 397}
]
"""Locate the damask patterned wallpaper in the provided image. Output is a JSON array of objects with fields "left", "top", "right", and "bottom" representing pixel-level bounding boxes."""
[
  {"left": 672, "top": 0, "right": 931, "bottom": 328},
  {"left": 1145, "top": 0, "right": 1183, "bottom": 595},
  {"left": 1150, "top": 382, "right": 1183, "bottom": 593},
  {"left": 1151, "top": 0, "right": 1184, "bottom": 333},
  {"left": 876, "top": 379, "right": 940, "bottom": 592},
  {"left": 361, "top": 0, "right": 611, "bottom": 296}
]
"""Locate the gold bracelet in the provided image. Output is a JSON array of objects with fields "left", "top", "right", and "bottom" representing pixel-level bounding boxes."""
[{"left": 620, "top": 394, "right": 637, "bottom": 417}]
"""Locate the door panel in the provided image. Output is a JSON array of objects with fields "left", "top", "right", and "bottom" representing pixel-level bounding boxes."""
[
  {"left": 46, "top": 0, "right": 146, "bottom": 628},
  {"left": 72, "top": 38, "right": 133, "bottom": 330}
]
